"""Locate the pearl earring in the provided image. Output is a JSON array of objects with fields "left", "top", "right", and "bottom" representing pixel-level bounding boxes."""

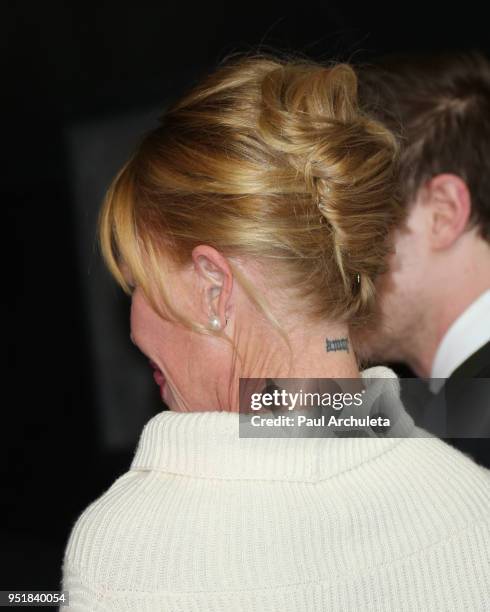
[{"left": 209, "top": 315, "right": 221, "bottom": 331}]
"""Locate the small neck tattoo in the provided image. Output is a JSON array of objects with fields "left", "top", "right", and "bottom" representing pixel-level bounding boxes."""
[{"left": 326, "top": 337, "right": 349, "bottom": 353}]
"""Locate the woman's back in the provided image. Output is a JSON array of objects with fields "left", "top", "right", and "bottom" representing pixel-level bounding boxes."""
[{"left": 62, "top": 370, "right": 490, "bottom": 611}]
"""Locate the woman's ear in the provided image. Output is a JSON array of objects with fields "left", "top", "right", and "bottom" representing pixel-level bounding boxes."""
[
  {"left": 191, "top": 245, "right": 233, "bottom": 328},
  {"left": 423, "top": 174, "right": 472, "bottom": 251}
]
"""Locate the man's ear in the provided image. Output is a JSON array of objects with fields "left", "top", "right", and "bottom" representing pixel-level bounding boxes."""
[
  {"left": 423, "top": 174, "right": 472, "bottom": 250},
  {"left": 191, "top": 245, "right": 233, "bottom": 327}
]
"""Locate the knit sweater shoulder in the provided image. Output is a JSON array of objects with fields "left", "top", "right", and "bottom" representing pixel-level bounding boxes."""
[{"left": 61, "top": 367, "right": 490, "bottom": 611}]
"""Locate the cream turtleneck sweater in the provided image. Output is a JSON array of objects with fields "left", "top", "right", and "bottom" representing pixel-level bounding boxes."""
[{"left": 61, "top": 367, "right": 490, "bottom": 611}]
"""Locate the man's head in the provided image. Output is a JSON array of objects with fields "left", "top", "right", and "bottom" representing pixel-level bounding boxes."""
[{"left": 354, "top": 51, "right": 490, "bottom": 375}]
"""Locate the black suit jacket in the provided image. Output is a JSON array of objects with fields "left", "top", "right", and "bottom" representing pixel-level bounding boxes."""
[
  {"left": 409, "top": 341, "right": 489, "bottom": 468},
  {"left": 444, "top": 341, "right": 490, "bottom": 467}
]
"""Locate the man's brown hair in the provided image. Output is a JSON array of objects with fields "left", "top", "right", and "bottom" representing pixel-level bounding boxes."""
[{"left": 358, "top": 51, "right": 490, "bottom": 243}]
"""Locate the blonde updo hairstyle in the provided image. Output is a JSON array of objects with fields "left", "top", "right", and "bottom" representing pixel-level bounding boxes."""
[{"left": 99, "top": 54, "right": 402, "bottom": 353}]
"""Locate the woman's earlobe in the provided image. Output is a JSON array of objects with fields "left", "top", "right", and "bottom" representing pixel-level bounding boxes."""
[{"left": 210, "top": 286, "right": 221, "bottom": 300}]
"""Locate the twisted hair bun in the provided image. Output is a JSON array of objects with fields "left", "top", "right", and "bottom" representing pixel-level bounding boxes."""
[{"left": 256, "top": 61, "right": 402, "bottom": 324}]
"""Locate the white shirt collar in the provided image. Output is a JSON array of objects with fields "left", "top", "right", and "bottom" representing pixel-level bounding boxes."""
[{"left": 430, "top": 289, "right": 490, "bottom": 393}]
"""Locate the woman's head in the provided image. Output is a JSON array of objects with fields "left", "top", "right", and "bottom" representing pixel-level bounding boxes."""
[{"left": 99, "top": 54, "right": 402, "bottom": 411}]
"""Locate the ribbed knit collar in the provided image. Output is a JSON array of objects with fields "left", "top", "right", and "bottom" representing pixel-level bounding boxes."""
[{"left": 130, "top": 366, "right": 416, "bottom": 482}]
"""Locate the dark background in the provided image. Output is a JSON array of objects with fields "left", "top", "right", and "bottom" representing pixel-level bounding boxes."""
[{"left": 3, "top": 0, "right": 490, "bottom": 604}]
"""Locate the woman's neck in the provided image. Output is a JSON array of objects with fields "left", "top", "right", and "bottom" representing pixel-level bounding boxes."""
[{"left": 243, "top": 319, "right": 360, "bottom": 380}]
